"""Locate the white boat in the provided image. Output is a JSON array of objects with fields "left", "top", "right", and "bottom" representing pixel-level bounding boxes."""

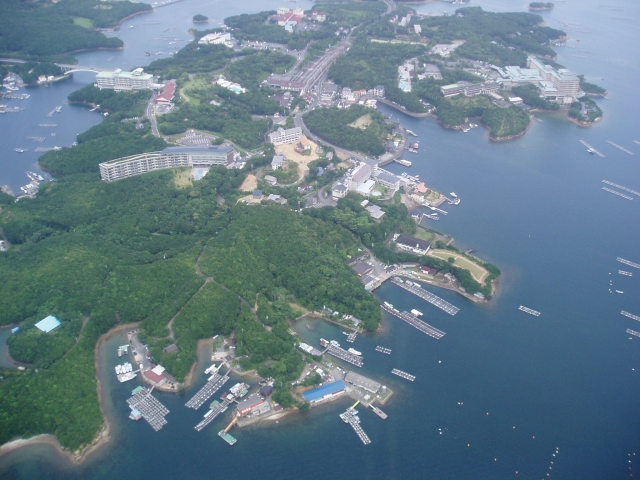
[
  {"left": 615, "top": 290, "right": 624, "bottom": 294},
  {"left": 384, "top": 301, "right": 394, "bottom": 309},
  {"left": 450, "top": 192, "right": 458, "bottom": 198},
  {"left": 204, "top": 364, "right": 219, "bottom": 375},
  {"left": 330, "top": 340, "right": 340, "bottom": 348},
  {"left": 410, "top": 309, "right": 424, "bottom": 317},
  {"left": 118, "top": 372, "right": 136, "bottom": 382},
  {"left": 348, "top": 348, "right": 362, "bottom": 356}
]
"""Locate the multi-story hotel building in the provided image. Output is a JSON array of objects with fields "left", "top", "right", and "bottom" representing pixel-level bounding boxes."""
[{"left": 95, "top": 68, "right": 153, "bottom": 91}]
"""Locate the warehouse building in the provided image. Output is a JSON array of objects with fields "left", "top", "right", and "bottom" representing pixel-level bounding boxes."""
[
  {"left": 345, "top": 371, "right": 381, "bottom": 394},
  {"left": 303, "top": 380, "right": 346, "bottom": 403}
]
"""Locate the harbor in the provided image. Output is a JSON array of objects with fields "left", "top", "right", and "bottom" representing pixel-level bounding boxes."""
[
  {"left": 380, "top": 304, "right": 446, "bottom": 340},
  {"left": 339, "top": 403, "right": 371, "bottom": 445},
  {"left": 518, "top": 306, "right": 541, "bottom": 316},
  {"left": 391, "top": 369, "right": 416, "bottom": 382},
  {"left": 345, "top": 330, "right": 358, "bottom": 343},
  {"left": 621, "top": 311, "right": 640, "bottom": 322},
  {"left": 127, "top": 387, "right": 170, "bottom": 432},
  {"left": 185, "top": 369, "right": 230, "bottom": 409},
  {"left": 375, "top": 346, "right": 392, "bottom": 354},
  {"left": 390, "top": 278, "right": 460, "bottom": 315}
]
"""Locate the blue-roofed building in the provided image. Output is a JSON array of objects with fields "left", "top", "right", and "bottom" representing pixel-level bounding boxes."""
[
  {"left": 303, "top": 380, "right": 346, "bottom": 403},
  {"left": 34, "top": 315, "right": 61, "bottom": 333}
]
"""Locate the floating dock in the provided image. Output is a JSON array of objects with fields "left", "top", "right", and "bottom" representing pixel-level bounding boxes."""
[
  {"left": 602, "top": 187, "right": 634, "bottom": 200},
  {"left": 371, "top": 406, "right": 388, "bottom": 419},
  {"left": 194, "top": 398, "right": 232, "bottom": 431},
  {"left": 579, "top": 140, "right": 605, "bottom": 158},
  {"left": 185, "top": 372, "right": 230, "bottom": 409},
  {"left": 627, "top": 329, "right": 640, "bottom": 338},
  {"left": 390, "top": 278, "right": 459, "bottom": 315},
  {"left": 518, "top": 306, "right": 540, "bottom": 316},
  {"left": 619, "top": 270, "right": 633, "bottom": 277},
  {"left": 617, "top": 257, "right": 640, "bottom": 269},
  {"left": 325, "top": 344, "right": 363, "bottom": 367},
  {"left": 346, "top": 330, "right": 358, "bottom": 343},
  {"left": 375, "top": 346, "right": 392, "bottom": 354},
  {"left": 606, "top": 140, "right": 634, "bottom": 155},
  {"left": 47, "top": 106, "right": 62, "bottom": 117},
  {"left": 218, "top": 430, "right": 237, "bottom": 445},
  {"left": 391, "top": 368, "right": 415, "bottom": 381},
  {"left": 340, "top": 409, "right": 371, "bottom": 445},
  {"left": 380, "top": 304, "right": 446, "bottom": 339},
  {"left": 38, "top": 124, "right": 57, "bottom": 127},
  {"left": 394, "top": 159, "right": 412, "bottom": 167},
  {"left": 602, "top": 180, "right": 640, "bottom": 197},
  {"left": 127, "top": 388, "right": 169, "bottom": 432},
  {"left": 621, "top": 311, "right": 640, "bottom": 322}
]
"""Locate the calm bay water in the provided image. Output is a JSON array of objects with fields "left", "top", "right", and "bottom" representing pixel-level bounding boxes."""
[{"left": 1, "top": 0, "right": 640, "bottom": 478}]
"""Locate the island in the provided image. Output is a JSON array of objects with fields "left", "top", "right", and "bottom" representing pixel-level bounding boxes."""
[
  {"left": 528, "top": 2, "right": 554, "bottom": 11},
  {"left": 193, "top": 14, "right": 209, "bottom": 23}
]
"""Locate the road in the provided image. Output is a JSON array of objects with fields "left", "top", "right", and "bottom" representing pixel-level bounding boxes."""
[{"left": 146, "top": 92, "right": 160, "bottom": 138}]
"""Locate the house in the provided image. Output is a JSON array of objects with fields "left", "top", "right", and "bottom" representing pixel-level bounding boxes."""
[
  {"left": 35, "top": 315, "right": 61, "bottom": 333},
  {"left": 420, "top": 266, "right": 438, "bottom": 276},
  {"left": 509, "top": 96, "right": 523, "bottom": 105},
  {"left": 374, "top": 171, "right": 400, "bottom": 190},
  {"left": 198, "top": 32, "right": 232, "bottom": 47},
  {"left": 155, "top": 81, "right": 176, "bottom": 104},
  {"left": 163, "top": 344, "right": 178, "bottom": 353},
  {"left": 332, "top": 182, "right": 348, "bottom": 199},
  {"left": 394, "top": 234, "right": 431, "bottom": 255},
  {"left": 373, "top": 85, "right": 385, "bottom": 97},
  {"left": 271, "top": 154, "right": 285, "bottom": 170},
  {"left": 267, "top": 193, "right": 282, "bottom": 202},
  {"left": 360, "top": 274, "right": 377, "bottom": 288},
  {"left": 352, "top": 262, "right": 373, "bottom": 277},
  {"left": 143, "top": 366, "right": 167, "bottom": 387},
  {"left": 349, "top": 163, "right": 373, "bottom": 190},
  {"left": 295, "top": 141, "right": 310, "bottom": 153},
  {"left": 264, "top": 175, "right": 277, "bottom": 186},
  {"left": 311, "top": 11, "right": 326, "bottom": 22},
  {"left": 237, "top": 393, "right": 270, "bottom": 416},
  {"left": 414, "top": 182, "right": 429, "bottom": 194},
  {"left": 252, "top": 190, "right": 263, "bottom": 200},
  {"left": 365, "top": 204, "right": 385, "bottom": 220}
]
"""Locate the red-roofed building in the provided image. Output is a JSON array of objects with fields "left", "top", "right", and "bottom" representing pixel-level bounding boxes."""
[
  {"left": 155, "top": 81, "right": 176, "bottom": 105},
  {"left": 277, "top": 12, "right": 303, "bottom": 26},
  {"left": 143, "top": 369, "right": 167, "bottom": 387},
  {"left": 420, "top": 266, "right": 439, "bottom": 276}
]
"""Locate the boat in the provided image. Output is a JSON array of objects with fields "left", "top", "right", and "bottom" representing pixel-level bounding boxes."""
[
  {"left": 405, "top": 129, "right": 417, "bottom": 137},
  {"left": 397, "top": 159, "right": 412, "bottom": 167},
  {"left": 410, "top": 309, "right": 423, "bottom": 317},
  {"left": 330, "top": 340, "right": 340, "bottom": 348},
  {"left": 204, "top": 364, "right": 219, "bottom": 375},
  {"left": 587, "top": 148, "right": 595, "bottom": 154},
  {"left": 14, "top": 148, "right": 26, "bottom": 153},
  {"left": 462, "top": 128, "right": 470, "bottom": 133},
  {"left": 450, "top": 192, "right": 458, "bottom": 198},
  {"left": 384, "top": 301, "right": 394, "bottom": 309},
  {"left": 347, "top": 348, "right": 362, "bottom": 356},
  {"left": 118, "top": 371, "right": 136, "bottom": 383},
  {"left": 616, "top": 290, "right": 624, "bottom": 294},
  {"left": 342, "top": 331, "right": 349, "bottom": 336}
]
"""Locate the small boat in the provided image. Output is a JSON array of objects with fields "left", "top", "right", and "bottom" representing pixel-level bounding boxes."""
[
  {"left": 450, "top": 192, "right": 458, "bottom": 198},
  {"left": 14, "top": 148, "right": 26, "bottom": 153},
  {"left": 348, "top": 348, "right": 362, "bottom": 356},
  {"left": 384, "top": 301, "right": 394, "bottom": 309},
  {"left": 118, "top": 372, "right": 136, "bottom": 382},
  {"left": 587, "top": 148, "right": 595, "bottom": 154},
  {"left": 616, "top": 290, "right": 624, "bottom": 294},
  {"left": 330, "top": 340, "right": 340, "bottom": 348},
  {"left": 410, "top": 309, "right": 423, "bottom": 317}
]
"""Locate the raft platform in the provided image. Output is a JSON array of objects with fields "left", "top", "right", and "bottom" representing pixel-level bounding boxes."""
[
  {"left": 602, "top": 180, "right": 640, "bottom": 196},
  {"left": 326, "top": 344, "right": 363, "bottom": 367},
  {"left": 390, "top": 278, "right": 459, "bottom": 315},
  {"left": 518, "top": 306, "right": 540, "bottom": 316},
  {"left": 380, "top": 304, "right": 446, "bottom": 339},
  {"left": 185, "top": 372, "right": 229, "bottom": 410},
  {"left": 375, "top": 346, "right": 392, "bottom": 354},
  {"left": 622, "top": 311, "right": 640, "bottom": 322},
  {"left": 617, "top": 257, "right": 640, "bottom": 269},
  {"left": 127, "top": 387, "right": 169, "bottom": 432},
  {"left": 391, "top": 368, "right": 415, "bottom": 381},
  {"left": 626, "top": 329, "right": 640, "bottom": 338}
]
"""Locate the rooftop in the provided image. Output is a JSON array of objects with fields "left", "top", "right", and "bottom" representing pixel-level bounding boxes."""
[
  {"left": 345, "top": 370, "right": 381, "bottom": 393},
  {"left": 395, "top": 234, "right": 430, "bottom": 251},
  {"left": 161, "top": 145, "right": 233, "bottom": 155},
  {"left": 353, "top": 262, "right": 373, "bottom": 276},
  {"left": 303, "top": 380, "right": 346, "bottom": 402},
  {"left": 34, "top": 315, "right": 61, "bottom": 333}
]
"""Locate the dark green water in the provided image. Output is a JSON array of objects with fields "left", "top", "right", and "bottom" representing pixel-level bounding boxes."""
[{"left": 2, "top": 0, "right": 640, "bottom": 478}]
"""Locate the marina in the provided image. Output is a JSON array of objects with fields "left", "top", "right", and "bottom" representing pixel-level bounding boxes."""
[
  {"left": 320, "top": 339, "right": 364, "bottom": 367},
  {"left": 380, "top": 303, "right": 446, "bottom": 340},
  {"left": 606, "top": 140, "right": 634, "bottom": 155},
  {"left": 340, "top": 405, "right": 371, "bottom": 445},
  {"left": 602, "top": 187, "right": 634, "bottom": 200},
  {"left": 617, "top": 257, "right": 640, "bottom": 269},
  {"left": 619, "top": 270, "right": 633, "bottom": 276},
  {"left": 375, "top": 346, "right": 392, "bottom": 354},
  {"left": 127, "top": 387, "right": 170, "bottom": 432},
  {"left": 518, "top": 306, "right": 541, "bottom": 316},
  {"left": 185, "top": 371, "right": 230, "bottom": 409},
  {"left": 626, "top": 329, "right": 640, "bottom": 338},
  {"left": 391, "top": 368, "right": 416, "bottom": 382},
  {"left": 621, "top": 311, "right": 640, "bottom": 322},
  {"left": 194, "top": 398, "right": 232, "bottom": 432},
  {"left": 602, "top": 180, "right": 640, "bottom": 196},
  {"left": 579, "top": 140, "right": 605, "bottom": 158},
  {"left": 390, "top": 278, "right": 460, "bottom": 315}
]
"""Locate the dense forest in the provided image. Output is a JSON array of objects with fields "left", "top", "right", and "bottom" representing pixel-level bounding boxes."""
[
  {"left": 481, "top": 106, "right": 531, "bottom": 139},
  {"left": 303, "top": 105, "right": 391, "bottom": 156},
  {"left": 0, "top": 0, "right": 149, "bottom": 60},
  {"left": 0, "top": 62, "right": 62, "bottom": 85},
  {"left": 417, "top": 8, "right": 565, "bottom": 67}
]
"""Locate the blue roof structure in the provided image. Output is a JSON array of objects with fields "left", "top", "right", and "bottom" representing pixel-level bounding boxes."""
[
  {"left": 303, "top": 380, "right": 346, "bottom": 402},
  {"left": 34, "top": 315, "right": 61, "bottom": 333}
]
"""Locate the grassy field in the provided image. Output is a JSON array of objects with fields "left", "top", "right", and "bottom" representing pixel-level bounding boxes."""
[
  {"left": 72, "top": 17, "right": 93, "bottom": 29},
  {"left": 348, "top": 114, "right": 372, "bottom": 130},
  {"left": 172, "top": 168, "right": 193, "bottom": 188},
  {"left": 428, "top": 249, "right": 488, "bottom": 282}
]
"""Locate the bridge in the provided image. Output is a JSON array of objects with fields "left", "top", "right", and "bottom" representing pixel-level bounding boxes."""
[{"left": 55, "top": 63, "right": 103, "bottom": 74}]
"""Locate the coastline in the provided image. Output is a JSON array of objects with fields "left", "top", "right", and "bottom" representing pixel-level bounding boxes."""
[
  {"left": 487, "top": 115, "right": 533, "bottom": 142},
  {"left": 566, "top": 113, "right": 602, "bottom": 127}
]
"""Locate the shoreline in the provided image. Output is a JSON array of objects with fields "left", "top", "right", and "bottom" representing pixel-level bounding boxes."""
[{"left": 488, "top": 115, "right": 533, "bottom": 142}]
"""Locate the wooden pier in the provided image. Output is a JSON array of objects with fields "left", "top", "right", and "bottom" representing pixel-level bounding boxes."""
[
  {"left": 185, "top": 372, "right": 230, "bottom": 410},
  {"left": 375, "top": 346, "right": 392, "bottom": 354},
  {"left": 602, "top": 180, "right": 640, "bottom": 197},
  {"left": 391, "top": 368, "right": 415, "bottom": 381},
  {"left": 518, "top": 306, "right": 540, "bottom": 316},
  {"left": 621, "top": 311, "right": 640, "bottom": 322},
  {"left": 606, "top": 140, "right": 634, "bottom": 155},
  {"left": 579, "top": 140, "right": 606, "bottom": 158},
  {"left": 127, "top": 388, "right": 169, "bottom": 431},
  {"left": 390, "top": 278, "right": 459, "bottom": 315},
  {"left": 380, "top": 304, "right": 446, "bottom": 339},
  {"left": 602, "top": 187, "right": 634, "bottom": 200},
  {"left": 626, "top": 329, "right": 640, "bottom": 338},
  {"left": 194, "top": 398, "right": 232, "bottom": 431},
  {"left": 617, "top": 258, "right": 640, "bottom": 269},
  {"left": 326, "top": 344, "right": 363, "bottom": 367}
]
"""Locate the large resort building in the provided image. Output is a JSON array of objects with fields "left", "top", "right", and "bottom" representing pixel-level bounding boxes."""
[
  {"left": 99, "top": 145, "right": 235, "bottom": 182},
  {"left": 96, "top": 68, "right": 153, "bottom": 91}
]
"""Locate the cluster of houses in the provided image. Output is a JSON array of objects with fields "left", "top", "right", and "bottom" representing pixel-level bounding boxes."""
[
  {"left": 331, "top": 158, "right": 405, "bottom": 207},
  {"left": 270, "top": 7, "right": 326, "bottom": 33},
  {"left": 335, "top": 84, "right": 385, "bottom": 108}
]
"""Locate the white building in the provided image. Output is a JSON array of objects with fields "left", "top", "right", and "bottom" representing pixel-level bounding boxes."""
[
  {"left": 198, "top": 32, "right": 233, "bottom": 47},
  {"left": 349, "top": 163, "right": 373, "bottom": 191},
  {"left": 271, "top": 154, "right": 285, "bottom": 169},
  {"left": 526, "top": 56, "right": 580, "bottom": 104},
  {"left": 268, "top": 127, "right": 302, "bottom": 145},
  {"left": 96, "top": 68, "right": 153, "bottom": 91},
  {"left": 332, "top": 182, "right": 349, "bottom": 200}
]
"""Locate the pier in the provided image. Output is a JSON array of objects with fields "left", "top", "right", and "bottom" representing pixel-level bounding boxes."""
[
  {"left": 627, "top": 329, "right": 640, "bottom": 338},
  {"left": 619, "top": 270, "right": 633, "bottom": 277},
  {"left": 185, "top": 372, "right": 230, "bottom": 409},
  {"left": 579, "top": 140, "right": 605, "bottom": 158},
  {"left": 194, "top": 398, "right": 232, "bottom": 431},
  {"left": 380, "top": 304, "right": 446, "bottom": 339},
  {"left": 127, "top": 388, "right": 169, "bottom": 431},
  {"left": 518, "top": 306, "right": 540, "bottom": 316},
  {"left": 371, "top": 406, "right": 388, "bottom": 419},
  {"left": 394, "top": 159, "right": 412, "bottom": 167},
  {"left": 346, "top": 330, "right": 358, "bottom": 343},
  {"left": 428, "top": 205, "right": 448, "bottom": 215},
  {"left": 326, "top": 344, "right": 363, "bottom": 367},
  {"left": 602, "top": 180, "right": 640, "bottom": 196},
  {"left": 27, "top": 136, "right": 44, "bottom": 142},
  {"left": 391, "top": 368, "right": 415, "bottom": 381},
  {"left": 47, "top": 106, "right": 61, "bottom": 117},
  {"left": 340, "top": 409, "right": 371, "bottom": 445},
  {"left": 390, "top": 278, "right": 460, "bottom": 315},
  {"left": 602, "top": 187, "right": 633, "bottom": 200},
  {"left": 606, "top": 140, "right": 634, "bottom": 155},
  {"left": 621, "top": 311, "right": 640, "bottom": 322},
  {"left": 375, "top": 346, "right": 392, "bottom": 354},
  {"left": 617, "top": 257, "right": 640, "bottom": 269}
]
